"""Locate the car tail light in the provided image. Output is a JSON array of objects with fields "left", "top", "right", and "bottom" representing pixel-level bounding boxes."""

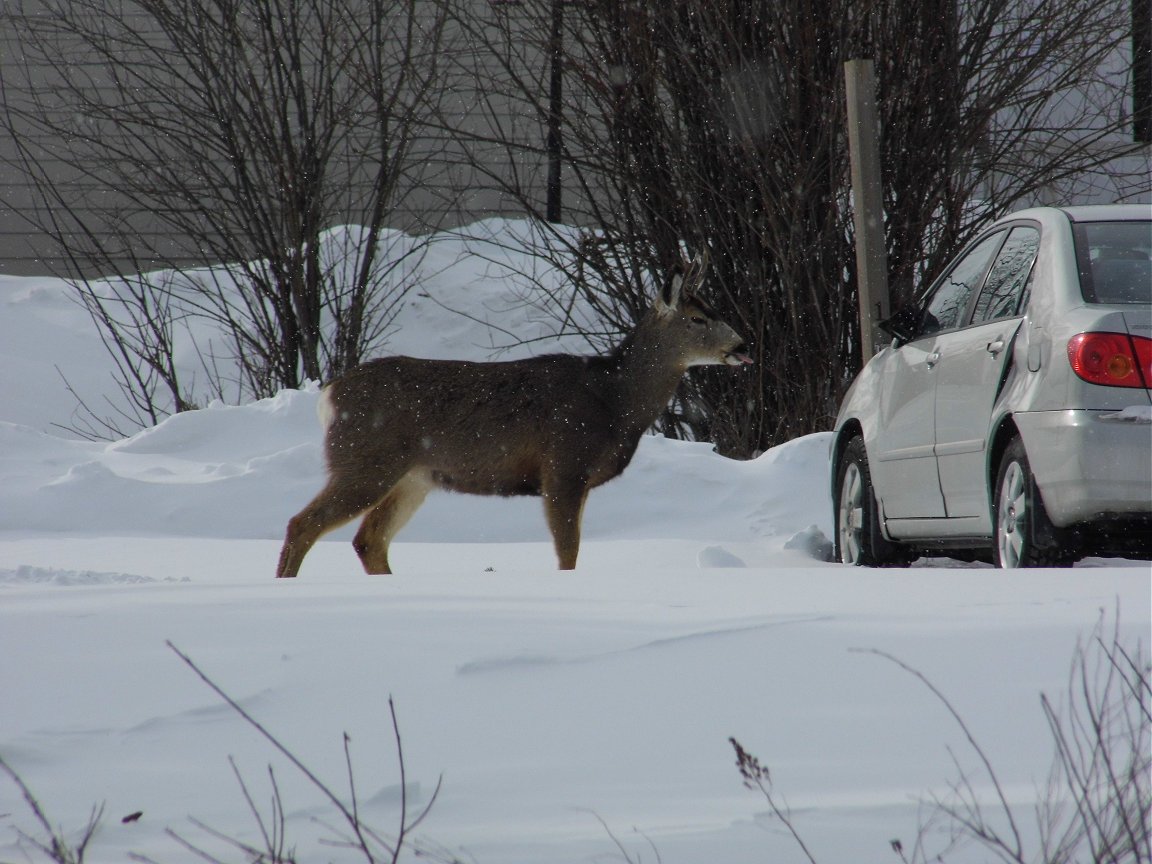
[{"left": 1067, "top": 332, "right": 1152, "bottom": 388}]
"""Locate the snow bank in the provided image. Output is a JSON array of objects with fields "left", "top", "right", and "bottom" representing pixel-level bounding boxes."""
[{"left": 0, "top": 381, "right": 835, "bottom": 549}]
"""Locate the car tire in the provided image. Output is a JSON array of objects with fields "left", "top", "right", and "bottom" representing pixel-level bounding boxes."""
[
  {"left": 992, "top": 436, "right": 1074, "bottom": 568},
  {"left": 835, "top": 436, "right": 908, "bottom": 566}
]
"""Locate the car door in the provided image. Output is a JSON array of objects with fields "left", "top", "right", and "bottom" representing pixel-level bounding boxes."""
[
  {"left": 872, "top": 337, "right": 946, "bottom": 517},
  {"left": 934, "top": 224, "right": 1040, "bottom": 518},
  {"left": 930, "top": 226, "right": 1041, "bottom": 518},
  {"left": 873, "top": 231, "right": 1005, "bottom": 519}
]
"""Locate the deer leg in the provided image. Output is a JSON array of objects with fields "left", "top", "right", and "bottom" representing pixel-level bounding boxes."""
[
  {"left": 542, "top": 477, "right": 589, "bottom": 570},
  {"left": 352, "top": 472, "right": 431, "bottom": 575},
  {"left": 276, "top": 475, "right": 397, "bottom": 579}
]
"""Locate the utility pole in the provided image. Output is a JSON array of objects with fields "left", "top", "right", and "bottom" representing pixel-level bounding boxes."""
[
  {"left": 545, "top": 0, "right": 564, "bottom": 223},
  {"left": 844, "top": 58, "right": 890, "bottom": 365}
]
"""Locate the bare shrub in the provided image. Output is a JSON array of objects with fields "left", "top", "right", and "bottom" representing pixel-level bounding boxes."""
[
  {"left": 0, "top": 645, "right": 457, "bottom": 864},
  {"left": 732, "top": 615, "right": 1150, "bottom": 862},
  {"left": 1, "top": 0, "right": 452, "bottom": 432},
  {"left": 0, "top": 756, "right": 102, "bottom": 864},
  {"left": 454, "top": 0, "right": 1142, "bottom": 456},
  {"left": 140, "top": 643, "right": 459, "bottom": 864}
]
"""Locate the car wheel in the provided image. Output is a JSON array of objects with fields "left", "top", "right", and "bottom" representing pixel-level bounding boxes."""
[
  {"left": 835, "top": 436, "right": 907, "bottom": 566},
  {"left": 992, "top": 437, "right": 1073, "bottom": 568}
]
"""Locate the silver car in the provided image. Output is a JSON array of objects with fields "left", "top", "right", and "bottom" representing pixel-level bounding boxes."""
[{"left": 831, "top": 204, "right": 1152, "bottom": 567}]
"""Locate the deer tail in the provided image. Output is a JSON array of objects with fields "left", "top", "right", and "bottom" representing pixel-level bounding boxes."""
[{"left": 316, "top": 385, "right": 338, "bottom": 433}]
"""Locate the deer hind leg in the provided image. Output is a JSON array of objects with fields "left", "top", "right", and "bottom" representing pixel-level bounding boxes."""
[
  {"left": 352, "top": 471, "right": 432, "bottom": 575},
  {"left": 276, "top": 474, "right": 398, "bottom": 579},
  {"left": 542, "top": 476, "right": 590, "bottom": 570}
]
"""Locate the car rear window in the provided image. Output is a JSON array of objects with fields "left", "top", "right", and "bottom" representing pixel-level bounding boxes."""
[{"left": 1073, "top": 220, "right": 1152, "bottom": 305}]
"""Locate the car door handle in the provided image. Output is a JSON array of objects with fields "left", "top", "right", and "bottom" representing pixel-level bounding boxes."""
[
  {"left": 986, "top": 338, "right": 1006, "bottom": 356},
  {"left": 925, "top": 351, "right": 941, "bottom": 368}
]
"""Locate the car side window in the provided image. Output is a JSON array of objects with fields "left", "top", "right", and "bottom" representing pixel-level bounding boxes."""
[
  {"left": 970, "top": 225, "right": 1040, "bottom": 323},
  {"left": 920, "top": 231, "right": 1004, "bottom": 335}
]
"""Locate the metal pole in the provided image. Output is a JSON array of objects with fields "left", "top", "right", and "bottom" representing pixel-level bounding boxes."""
[
  {"left": 545, "top": 0, "right": 564, "bottom": 223},
  {"left": 844, "top": 58, "right": 890, "bottom": 364}
]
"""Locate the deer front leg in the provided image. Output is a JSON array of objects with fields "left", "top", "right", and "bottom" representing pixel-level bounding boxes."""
[{"left": 542, "top": 477, "right": 589, "bottom": 570}]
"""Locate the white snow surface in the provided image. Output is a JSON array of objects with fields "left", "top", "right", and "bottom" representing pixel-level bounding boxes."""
[{"left": 0, "top": 220, "right": 1148, "bottom": 863}]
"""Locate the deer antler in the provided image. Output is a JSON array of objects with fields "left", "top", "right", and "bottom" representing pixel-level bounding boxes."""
[{"left": 683, "top": 247, "right": 710, "bottom": 294}]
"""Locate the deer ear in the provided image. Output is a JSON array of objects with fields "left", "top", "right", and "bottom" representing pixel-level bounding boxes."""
[{"left": 657, "top": 249, "right": 708, "bottom": 315}]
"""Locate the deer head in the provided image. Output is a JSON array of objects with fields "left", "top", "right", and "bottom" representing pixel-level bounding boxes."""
[{"left": 650, "top": 249, "right": 751, "bottom": 368}]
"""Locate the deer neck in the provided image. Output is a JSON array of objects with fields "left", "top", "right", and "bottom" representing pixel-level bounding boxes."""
[{"left": 608, "top": 325, "right": 688, "bottom": 432}]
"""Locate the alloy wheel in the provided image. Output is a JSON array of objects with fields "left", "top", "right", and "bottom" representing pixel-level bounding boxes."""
[
  {"left": 838, "top": 461, "right": 864, "bottom": 564},
  {"left": 996, "top": 460, "right": 1028, "bottom": 568}
]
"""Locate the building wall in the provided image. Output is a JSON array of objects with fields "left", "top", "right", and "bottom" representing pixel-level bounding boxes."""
[
  {"left": 1, "top": 0, "right": 1147, "bottom": 278},
  {"left": 0, "top": 0, "right": 557, "bottom": 277}
]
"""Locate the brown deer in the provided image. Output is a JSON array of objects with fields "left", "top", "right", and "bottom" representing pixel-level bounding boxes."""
[{"left": 275, "top": 252, "right": 750, "bottom": 578}]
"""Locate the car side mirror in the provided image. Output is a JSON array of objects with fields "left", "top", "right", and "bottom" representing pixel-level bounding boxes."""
[{"left": 878, "top": 305, "right": 922, "bottom": 346}]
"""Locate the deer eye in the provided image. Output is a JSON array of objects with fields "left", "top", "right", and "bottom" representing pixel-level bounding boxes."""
[{"left": 690, "top": 314, "right": 708, "bottom": 325}]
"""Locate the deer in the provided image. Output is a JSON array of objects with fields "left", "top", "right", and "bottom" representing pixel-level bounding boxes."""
[{"left": 275, "top": 251, "right": 751, "bottom": 578}]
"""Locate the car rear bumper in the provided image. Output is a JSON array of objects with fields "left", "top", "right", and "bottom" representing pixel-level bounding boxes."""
[{"left": 1014, "top": 408, "right": 1152, "bottom": 527}]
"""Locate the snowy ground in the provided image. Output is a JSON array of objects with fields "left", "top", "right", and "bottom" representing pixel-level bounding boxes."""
[{"left": 1, "top": 221, "right": 1148, "bottom": 863}]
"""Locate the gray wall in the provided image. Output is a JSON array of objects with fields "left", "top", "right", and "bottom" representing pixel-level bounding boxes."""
[
  {"left": 0, "top": 0, "right": 555, "bottom": 277},
  {"left": 1, "top": 0, "right": 1147, "bottom": 278}
]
